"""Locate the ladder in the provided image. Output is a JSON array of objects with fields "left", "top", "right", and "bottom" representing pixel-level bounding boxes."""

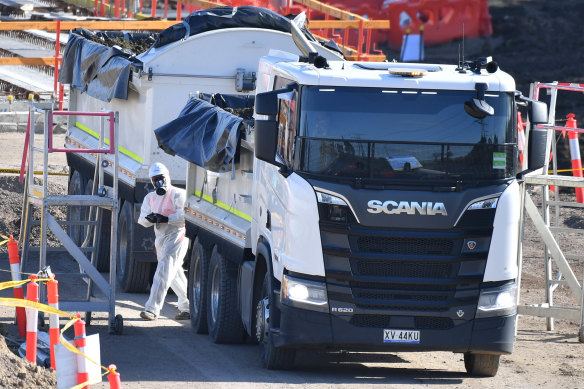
[
  {"left": 19, "top": 100, "right": 123, "bottom": 334},
  {"left": 517, "top": 82, "right": 584, "bottom": 342}
]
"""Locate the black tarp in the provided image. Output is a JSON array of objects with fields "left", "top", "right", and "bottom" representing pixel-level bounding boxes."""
[
  {"left": 155, "top": 94, "right": 254, "bottom": 172},
  {"left": 153, "top": 6, "right": 292, "bottom": 48},
  {"left": 58, "top": 29, "right": 152, "bottom": 102}
]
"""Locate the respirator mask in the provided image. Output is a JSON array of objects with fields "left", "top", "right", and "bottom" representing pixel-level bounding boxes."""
[{"left": 151, "top": 175, "right": 167, "bottom": 196}]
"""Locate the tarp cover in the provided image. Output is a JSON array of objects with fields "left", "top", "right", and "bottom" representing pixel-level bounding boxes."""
[
  {"left": 155, "top": 95, "right": 253, "bottom": 172},
  {"left": 153, "top": 6, "right": 291, "bottom": 48},
  {"left": 58, "top": 29, "right": 153, "bottom": 102}
]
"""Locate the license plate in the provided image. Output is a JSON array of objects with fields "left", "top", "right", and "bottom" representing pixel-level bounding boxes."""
[{"left": 383, "top": 329, "right": 420, "bottom": 343}]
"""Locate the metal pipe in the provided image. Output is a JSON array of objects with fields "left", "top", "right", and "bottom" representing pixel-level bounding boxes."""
[{"left": 140, "top": 71, "right": 236, "bottom": 79}]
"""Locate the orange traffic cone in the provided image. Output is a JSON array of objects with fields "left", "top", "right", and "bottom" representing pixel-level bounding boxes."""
[
  {"left": 7, "top": 237, "right": 26, "bottom": 338},
  {"left": 566, "top": 113, "right": 584, "bottom": 203}
]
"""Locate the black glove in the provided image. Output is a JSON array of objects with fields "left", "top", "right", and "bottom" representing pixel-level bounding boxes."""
[
  {"left": 155, "top": 214, "right": 169, "bottom": 223},
  {"left": 146, "top": 213, "right": 168, "bottom": 223}
]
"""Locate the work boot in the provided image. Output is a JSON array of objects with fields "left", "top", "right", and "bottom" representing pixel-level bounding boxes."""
[
  {"left": 174, "top": 311, "right": 190, "bottom": 320},
  {"left": 140, "top": 311, "right": 157, "bottom": 321}
]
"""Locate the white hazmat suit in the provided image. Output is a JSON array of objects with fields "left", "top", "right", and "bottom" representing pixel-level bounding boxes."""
[{"left": 138, "top": 162, "right": 190, "bottom": 319}]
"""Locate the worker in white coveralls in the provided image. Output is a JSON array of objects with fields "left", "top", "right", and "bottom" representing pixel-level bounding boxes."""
[{"left": 138, "top": 162, "right": 190, "bottom": 321}]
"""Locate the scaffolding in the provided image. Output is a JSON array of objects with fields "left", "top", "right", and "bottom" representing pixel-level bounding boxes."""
[
  {"left": 518, "top": 82, "right": 584, "bottom": 342},
  {"left": 19, "top": 100, "right": 123, "bottom": 334}
]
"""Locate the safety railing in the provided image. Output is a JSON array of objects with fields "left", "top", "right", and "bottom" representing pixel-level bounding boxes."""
[
  {"left": 517, "top": 81, "right": 584, "bottom": 342},
  {"left": 59, "top": 0, "right": 389, "bottom": 60}
]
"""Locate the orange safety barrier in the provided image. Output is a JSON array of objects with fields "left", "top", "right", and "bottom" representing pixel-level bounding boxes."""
[
  {"left": 25, "top": 275, "right": 39, "bottom": 364},
  {"left": 380, "top": 0, "right": 491, "bottom": 49},
  {"left": 47, "top": 278, "right": 60, "bottom": 370},
  {"left": 74, "top": 314, "right": 89, "bottom": 388},
  {"left": 6, "top": 237, "right": 26, "bottom": 339},
  {"left": 566, "top": 114, "right": 584, "bottom": 203},
  {"left": 107, "top": 365, "right": 122, "bottom": 389}
]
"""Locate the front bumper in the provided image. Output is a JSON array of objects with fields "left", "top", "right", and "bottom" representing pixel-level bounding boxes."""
[{"left": 274, "top": 303, "right": 516, "bottom": 354}]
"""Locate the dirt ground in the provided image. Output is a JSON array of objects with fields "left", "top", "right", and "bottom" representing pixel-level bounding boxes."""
[{"left": 0, "top": 0, "right": 583, "bottom": 387}]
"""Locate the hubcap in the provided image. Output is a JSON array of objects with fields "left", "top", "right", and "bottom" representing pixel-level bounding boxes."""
[{"left": 255, "top": 297, "right": 269, "bottom": 342}]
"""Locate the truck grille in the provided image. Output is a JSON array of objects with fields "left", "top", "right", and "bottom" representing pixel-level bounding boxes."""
[
  {"left": 321, "top": 223, "right": 490, "bottom": 329},
  {"left": 350, "top": 259, "right": 454, "bottom": 278},
  {"left": 356, "top": 236, "right": 454, "bottom": 255}
]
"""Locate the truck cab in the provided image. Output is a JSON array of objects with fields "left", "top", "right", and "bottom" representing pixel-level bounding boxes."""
[{"left": 249, "top": 53, "right": 542, "bottom": 374}]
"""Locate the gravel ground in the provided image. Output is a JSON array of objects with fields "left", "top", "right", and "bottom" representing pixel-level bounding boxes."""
[{"left": 0, "top": 0, "right": 583, "bottom": 387}]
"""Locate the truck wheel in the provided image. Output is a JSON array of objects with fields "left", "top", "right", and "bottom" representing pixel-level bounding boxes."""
[
  {"left": 256, "top": 272, "right": 296, "bottom": 370},
  {"left": 67, "top": 170, "right": 87, "bottom": 246},
  {"left": 117, "top": 200, "right": 151, "bottom": 292},
  {"left": 464, "top": 353, "right": 500, "bottom": 377},
  {"left": 188, "top": 238, "right": 208, "bottom": 334},
  {"left": 206, "top": 246, "right": 245, "bottom": 343}
]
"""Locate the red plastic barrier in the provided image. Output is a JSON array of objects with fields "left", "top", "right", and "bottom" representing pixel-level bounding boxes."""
[{"left": 379, "top": 0, "right": 491, "bottom": 49}]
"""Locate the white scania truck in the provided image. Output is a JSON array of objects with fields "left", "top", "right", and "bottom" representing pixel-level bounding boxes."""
[{"left": 155, "top": 22, "right": 549, "bottom": 375}]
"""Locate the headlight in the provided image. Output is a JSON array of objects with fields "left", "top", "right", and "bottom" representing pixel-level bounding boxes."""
[
  {"left": 476, "top": 283, "right": 517, "bottom": 318},
  {"left": 468, "top": 196, "right": 498, "bottom": 210},
  {"left": 281, "top": 274, "right": 328, "bottom": 312},
  {"left": 316, "top": 191, "right": 353, "bottom": 224}
]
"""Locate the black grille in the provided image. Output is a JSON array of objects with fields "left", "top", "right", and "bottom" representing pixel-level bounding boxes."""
[
  {"left": 349, "top": 282, "right": 456, "bottom": 311},
  {"left": 356, "top": 236, "right": 454, "bottom": 255},
  {"left": 349, "top": 315, "right": 454, "bottom": 330},
  {"left": 350, "top": 315, "right": 390, "bottom": 328},
  {"left": 353, "top": 290, "right": 449, "bottom": 302},
  {"left": 414, "top": 317, "right": 454, "bottom": 330},
  {"left": 350, "top": 259, "right": 453, "bottom": 278}
]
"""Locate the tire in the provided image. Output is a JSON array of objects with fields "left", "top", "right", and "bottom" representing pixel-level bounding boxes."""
[
  {"left": 206, "top": 246, "right": 245, "bottom": 344},
  {"left": 188, "top": 238, "right": 208, "bottom": 334},
  {"left": 464, "top": 353, "right": 500, "bottom": 377},
  {"left": 117, "top": 200, "right": 151, "bottom": 292},
  {"left": 67, "top": 170, "right": 87, "bottom": 246},
  {"left": 256, "top": 272, "right": 296, "bottom": 370}
]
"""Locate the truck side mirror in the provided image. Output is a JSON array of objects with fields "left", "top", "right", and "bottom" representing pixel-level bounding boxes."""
[
  {"left": 527, "top": 126, "right": 548, "bottom": 170},
  {"left": 254, "top": 119, "right": 283, "bottom": 167},
  {"left": 528, "top": 100, "right": 548, "bottom": 124},
  {"left": 526, "top": 101, "right": 549, "bottom": 171}
]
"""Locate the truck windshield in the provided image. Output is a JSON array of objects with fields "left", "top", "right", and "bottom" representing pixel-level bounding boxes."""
[{"left": 297, "top": 86, "right": 515, "bottom": 183}]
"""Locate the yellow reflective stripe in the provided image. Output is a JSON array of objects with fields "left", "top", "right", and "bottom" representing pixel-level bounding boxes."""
[
  {"left": 75, "top": 121, "right": 144, "bottom": 163},
  {"left": 194, "top": 190, "right": 252, "bottom": 222}
]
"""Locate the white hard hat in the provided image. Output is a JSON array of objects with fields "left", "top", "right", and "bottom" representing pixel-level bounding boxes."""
[{"left": 149, "top": 162, "right": 169, "bottom": 178}]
